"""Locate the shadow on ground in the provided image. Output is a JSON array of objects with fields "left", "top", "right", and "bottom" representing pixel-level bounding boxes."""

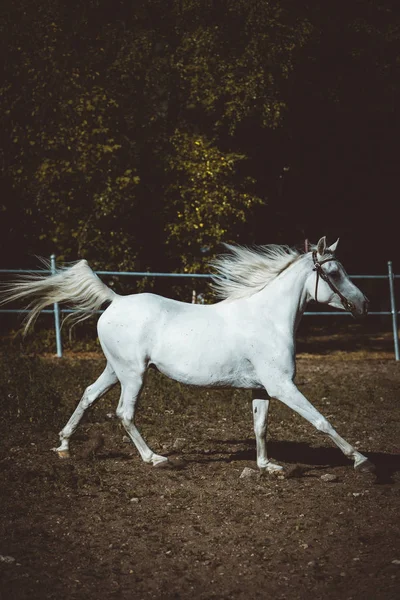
[{"left": 180, "top": 439, "right": 400, "bottom": 484}]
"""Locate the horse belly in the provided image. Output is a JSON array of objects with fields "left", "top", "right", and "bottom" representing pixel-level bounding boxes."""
[{"left": 151, "top": 334, "right": 259, "bottom": 389}]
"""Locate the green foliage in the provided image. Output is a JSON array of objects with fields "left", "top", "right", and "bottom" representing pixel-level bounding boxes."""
[
  {"left": 0, "top": 0, "right": 310, "bottom": 273},
  {"left": 165, "top": 131, "right": 261, "bottom": 271},
  {"left": 0, "top": 7, "right": 142, "bottom": 268},
  {"left": 173, "top": 0, "right": 312, "bottom": 133},
  {"left": 0, "top": 0, "right": 399, "bottom": 276}
]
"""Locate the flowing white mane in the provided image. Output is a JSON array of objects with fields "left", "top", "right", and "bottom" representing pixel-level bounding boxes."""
[{"left": 210, "top": 243, "right": 301, "bottom": 300}]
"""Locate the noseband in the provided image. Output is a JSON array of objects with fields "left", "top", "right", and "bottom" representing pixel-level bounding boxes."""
[{"left": 312, "top": 251, "right": 355, "bottom": 313}]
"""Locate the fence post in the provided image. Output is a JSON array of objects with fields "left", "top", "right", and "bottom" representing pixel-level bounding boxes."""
[
  {"left": 50, "top": 254, "right": 63, "bottom": 358},
  {"left": 388, "top": 261, "right": 399, "bottom": 361}
]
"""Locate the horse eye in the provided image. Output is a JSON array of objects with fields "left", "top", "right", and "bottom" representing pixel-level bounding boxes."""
[{"left": 330, "top": 270, "right": 340, "bottom": 279}]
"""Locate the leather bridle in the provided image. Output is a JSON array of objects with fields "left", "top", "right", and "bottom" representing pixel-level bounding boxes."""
[{"left": 312, "top": 251, "right": 355, "bottom": 313}]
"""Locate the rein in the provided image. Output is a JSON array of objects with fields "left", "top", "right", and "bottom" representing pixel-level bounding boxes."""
[{"left": 312, "top": 251, "right": 355, "bottom": 313}]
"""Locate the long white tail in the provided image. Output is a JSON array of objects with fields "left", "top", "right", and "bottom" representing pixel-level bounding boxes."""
[{"left": 0, "top": 259, "right": 116, "bottom": 334}]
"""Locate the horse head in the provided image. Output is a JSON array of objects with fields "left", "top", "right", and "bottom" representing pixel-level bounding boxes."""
[{"left": 307, "top": 236, "right": 368, "bottom": 318}]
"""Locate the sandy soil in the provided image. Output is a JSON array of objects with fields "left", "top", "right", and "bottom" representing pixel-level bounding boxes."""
[{"left": 0, "top": 349, "right": 399, "bottom": 600}]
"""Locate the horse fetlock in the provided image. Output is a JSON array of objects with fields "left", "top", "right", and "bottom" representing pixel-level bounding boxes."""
[{"left": 54, "top": 434, "right": 70, "bottom": 457}]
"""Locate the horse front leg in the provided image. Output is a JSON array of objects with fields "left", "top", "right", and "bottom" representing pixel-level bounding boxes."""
[
  {"left": 252, "top": 390, "right": 282, "bottom": 472},
  {"left": 264, "top": 379, "right": 374, "bottom": 473}
]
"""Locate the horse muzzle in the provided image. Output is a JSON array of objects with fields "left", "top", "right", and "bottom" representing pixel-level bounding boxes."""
[{"left": 351, "top": 297, "right": 369, "bottom": 320}]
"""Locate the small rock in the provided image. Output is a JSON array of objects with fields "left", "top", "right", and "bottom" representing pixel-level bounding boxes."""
[
  {"left": 321, "top": 473, "right": 339, "bottom": 483},
  {"left": 0, "top": 555, "right": 16, "bottom": 564},
  {"left": 130, "top": 497, "right": 140, "bottom": 503},
  {"left": 173, "top": 438, "right": 187, "bottom": 450},
  {"left": 392, "top": 559, "right": 400, "bottom": 565},
  {"left": 239, "top": 467, "right": 258, "bottom": 479},
  {"left": 122, "top": 436, "right": 130, "bottom": 443}
]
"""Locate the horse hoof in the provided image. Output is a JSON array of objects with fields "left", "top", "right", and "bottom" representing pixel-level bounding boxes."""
[
  {"left": 261, "top": 461, "right": 283, "bottom": 471},
  {"left": 355, "top": 458, "right": 375, "bottom": 473},
  {"left": 53, "top": 448, "right": 71, "bottom": 459},
  {"left": 152, "top": 457, "right": 170, "bottom": 468},
  {"left": 259, "top": 462, "right": 283, "bottom": 476}
]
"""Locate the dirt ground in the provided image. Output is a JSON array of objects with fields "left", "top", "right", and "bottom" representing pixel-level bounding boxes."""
[{"left": 0, "top": 336, "right": 399, "bottom": 599}]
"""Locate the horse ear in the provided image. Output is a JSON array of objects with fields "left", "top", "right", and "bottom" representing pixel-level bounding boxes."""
[
  {"left": 327, "top": 238, "right": 339, "bottom": 253},
  {"left": 316, "top": 236, "right": 327, "bottom": 257}
]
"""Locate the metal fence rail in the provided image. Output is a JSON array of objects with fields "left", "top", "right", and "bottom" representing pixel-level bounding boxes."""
[{"left": 0, "top": 255, "right": 399, "bottom": 360}]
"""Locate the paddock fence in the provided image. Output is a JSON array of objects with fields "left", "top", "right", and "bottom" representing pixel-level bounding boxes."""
[{"left": 0, "top": 255, "right": 399, "bottom": 360}]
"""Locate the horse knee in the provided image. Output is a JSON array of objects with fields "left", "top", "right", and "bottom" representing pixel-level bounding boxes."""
[{"left": 315, "top": 417, "right": 332, "bottom": 434}]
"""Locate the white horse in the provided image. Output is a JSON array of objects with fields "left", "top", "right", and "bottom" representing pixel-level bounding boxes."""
[{"left": 1, "top": 236, "right": 374, "bottom": 473}]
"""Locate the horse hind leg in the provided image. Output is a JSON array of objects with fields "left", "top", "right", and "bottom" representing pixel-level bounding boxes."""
[
  {"left": 116, "top": 374, "right": 168, "bottom": 467},
  {"left": 54, "top": 363, "right": 118, "bottom": 458}
]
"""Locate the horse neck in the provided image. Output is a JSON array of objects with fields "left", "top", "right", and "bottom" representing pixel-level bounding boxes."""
[{"left": 251, "top": 255, "right": 312, "bottom": 334}]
